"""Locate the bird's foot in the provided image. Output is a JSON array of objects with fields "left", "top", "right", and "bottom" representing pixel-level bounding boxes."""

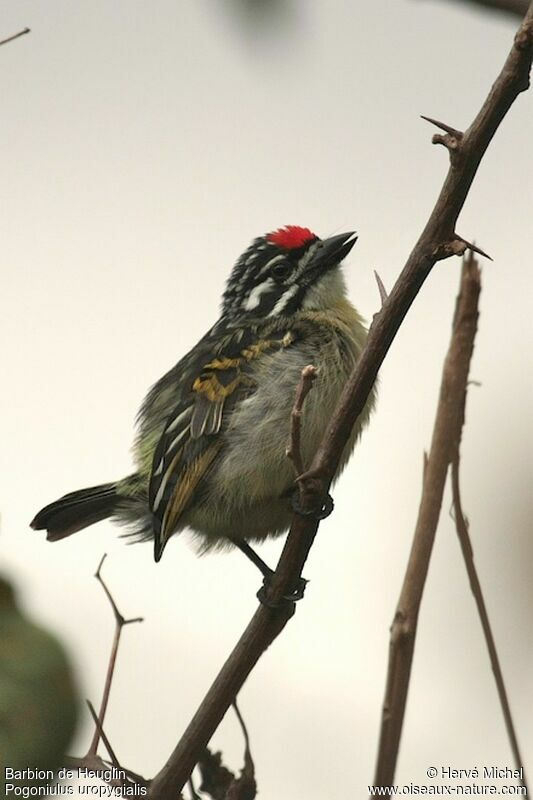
[
  {"left": 290, "top": 489, "right": 334, "bottom": 520},
  {"left": 228, "top": 531, "right": 309, "bottom": 608},
  {"left": 256, "top": 575, "right": 308, "bottom": 609}
]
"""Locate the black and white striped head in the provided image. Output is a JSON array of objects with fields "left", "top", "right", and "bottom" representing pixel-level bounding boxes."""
[{"left": 222, "top": 226, "right": 357, "bottom": 320}]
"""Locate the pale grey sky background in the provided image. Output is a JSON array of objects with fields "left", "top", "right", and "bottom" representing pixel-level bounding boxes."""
[{"left": 1, "top": 1, "right": 532, "bottom": 797}]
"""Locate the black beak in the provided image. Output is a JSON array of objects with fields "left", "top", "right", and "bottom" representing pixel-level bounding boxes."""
[{"left": 306, "top": 231, "right": 358, "bottom": 276}]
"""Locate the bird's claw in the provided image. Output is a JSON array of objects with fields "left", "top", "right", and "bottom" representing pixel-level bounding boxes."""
[
  {"left": 256, "top": 576, "right": 308, "bottom": 609},
  {"left": 291, "top": 490, "right": 334, "bottom": 520}
]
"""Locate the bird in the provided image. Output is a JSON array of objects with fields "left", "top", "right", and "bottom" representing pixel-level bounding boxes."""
[{"left": 31, "top": 225, "right": 376, "bottom": 573}]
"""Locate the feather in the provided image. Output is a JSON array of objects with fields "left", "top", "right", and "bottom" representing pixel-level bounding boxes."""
[
  {"left": 190, "top": 395, "right": 212, "bottom": 439},
  {"left": 148, "top": 321, "right": 297, "bottom": 558},
  {"left": 159, "top": 441, "right": 223, "bottom": 543},
  {"left": 31, "top": 483, "right": 118, "bottom": 541}
]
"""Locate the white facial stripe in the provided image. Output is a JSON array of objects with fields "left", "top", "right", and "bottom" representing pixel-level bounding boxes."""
[
  {"left": 268, "top": 284, "right": 299, "bottom": 316},
  {"left": 294, "top": 240, "right": 320, "bottom": 278},
  {"left": 243, "top": 277, "right": 275, "bottom": 311},
  {"left": 258, "top": 253, "right": 285, "bottom": 276}
]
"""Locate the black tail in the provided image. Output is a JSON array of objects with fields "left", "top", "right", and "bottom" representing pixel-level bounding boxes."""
[{"left": 31, "top": 483, "right": 119, "bottom": 542}]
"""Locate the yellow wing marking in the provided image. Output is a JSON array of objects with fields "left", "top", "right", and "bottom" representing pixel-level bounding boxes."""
[
  {"left": 241, "top": 332, "right": 294, "bottom": 360},
  {"left": 241, "top": 340, "right": 274, "bottom": 360},
  {"left": 160, "top": 440, "right": 223, "bottom": 538},
  {"left": 192, "top": 332, "right": 294, "bottom": 404},
  {"left": 203, "top": 356, "right": 242, "bottom": 370},
  {"left": 192, "top": 373, "right": 242, "bottom": 402}
]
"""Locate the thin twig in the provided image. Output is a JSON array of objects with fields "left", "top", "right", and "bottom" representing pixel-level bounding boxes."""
[
  {"left": 225, "top": 702, "right": 256, "bottom": 799},
  {"left": 450, "top": 456, "right": 528, "bottom": 791},
  {"left": 188, "top": 776, "right": 201, "bottom": 800},
  {"left": 286, "top": 365, "right": 318, "bottom": 477},
  {"left": 86, "top": 700, "right": 149, "bottom": 794},
  {"left": 149, "top": 10, "right": 533, "bottom": 797},
  {"left": 88, "top": 554, "right": 144, "bottom": 756},
  {"left": 65, "top": 753, "right": 149, "bottom": 792},
  {"left": 86, "top": 700, "right": 123, "bottom": 774},
  {"left": 372, "top": 255, "right": 482, "bottom": 792},
  {"left": 0, "top": 27, "right": 30, "bottom": 47},
  {"left": 232, "top": 702, "right": 251, "bottom": 759}
]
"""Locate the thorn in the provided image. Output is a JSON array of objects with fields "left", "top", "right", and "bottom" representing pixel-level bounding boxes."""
[
  {"left": 374, "top": 270, "right": 388, "bottom": 306},
  {"left": 0, "top": 27, "right": 31, "bottom": 48},
  {"left": 421, "top": 115, "right": 463, "bottom": 138},
  {"left": 434, "top": 236, "right": 492, "bottom": 262},
  {"left": 456, "top": 235, "right": 493, "bottom": 261}
]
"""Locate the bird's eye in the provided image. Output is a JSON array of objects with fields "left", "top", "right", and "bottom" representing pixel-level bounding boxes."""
[{"left": 270, "top": 261, "right": 291, "bottom": 282}]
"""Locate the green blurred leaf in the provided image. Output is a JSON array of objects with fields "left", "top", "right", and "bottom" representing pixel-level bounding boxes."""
[{"left": 0, "top": 576, "right": 78, "bottom": 788}]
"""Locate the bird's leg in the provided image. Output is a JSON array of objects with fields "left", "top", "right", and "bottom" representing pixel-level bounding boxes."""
[
  {"left": 229, "top": 537, "right": 273, "bottom": 580},
  {"left": 229, "top": 537, "right": 307, "bottom": 608}
]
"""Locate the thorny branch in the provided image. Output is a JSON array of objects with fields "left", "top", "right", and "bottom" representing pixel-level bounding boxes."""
[{"left": 149, "top": 8, "right": 533, "bottom": 797}]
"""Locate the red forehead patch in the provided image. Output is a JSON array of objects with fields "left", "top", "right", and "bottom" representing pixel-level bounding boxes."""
[{"left": 266, "top": 225, "right": 317, "bottom": 250}]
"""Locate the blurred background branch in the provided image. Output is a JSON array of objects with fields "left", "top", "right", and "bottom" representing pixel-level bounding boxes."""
[
  {"left": 451, "top": 445, "right": 528, "bottom": 790},
  {"left": 373, "top": 245, "right": 528, "bottom": 790},
  {"left": 372, "top": 255, "right": 482, "bottom": 791},
  {"left": 427, "top": 0, "right": 529, "bottom": 17}
]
